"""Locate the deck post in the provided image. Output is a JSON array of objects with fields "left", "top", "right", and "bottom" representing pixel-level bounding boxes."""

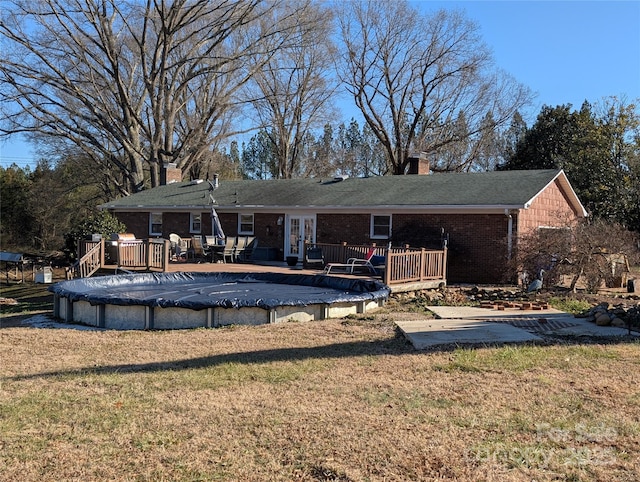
[
  {"left": 100, "top": 238, "right": 105, "bottom": 270},
  {"left": 442, "top": 247, "right": 448, "bottom": 282},
  {"left": 383, "top": 248, "right": 391, "bottom": 285},
  {"left": 163, "top": 240, "right": 170, "bottom": 271},
  {"left": 146, "top": 240, "right": 152, "bottom": 270}
]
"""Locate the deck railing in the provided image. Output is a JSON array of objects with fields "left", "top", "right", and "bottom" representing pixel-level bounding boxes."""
[
  {"left": 146, "top": 239, "right": 170, "bottom": 270},
  {"left": 73, "top": 237, "right": 445, "bottom": 286},
  {"left": 74, "top": 238, "right": 170, "bottom": 278},
  {"left": 386, "top": 247, "right": 447, "bottom": 284},
  {"left": 308, "top": 242, "right": 447, "bottom": 286},
  {"left": 313, "top": 242, "right": 388, "bottom": 265},
  {"left": 67, "top": 240, "right": 103, "bottom": 279}
]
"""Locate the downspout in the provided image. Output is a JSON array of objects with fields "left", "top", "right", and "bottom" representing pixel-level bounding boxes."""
[{"left": 505, "top": 209, "right": 513, "bottom": 261}]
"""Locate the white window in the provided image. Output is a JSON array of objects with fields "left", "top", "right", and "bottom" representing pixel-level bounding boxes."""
[
  {"left": 149, "top": 212, "right": 163, "bottom": 235},
  {"left": 190, "top": 213, "right": 202, "bottom": 233},
  {"left": 370, "top": 214, "right": 391, "bottom": 239},
  {"left": 239, "top": 214, "right": 254, "bottom": 234}
]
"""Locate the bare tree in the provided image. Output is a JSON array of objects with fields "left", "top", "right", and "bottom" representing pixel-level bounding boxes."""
[
  {"left": 336, "top": 0, "right": 532, "bottom": 174},
  {"left": 246, "top": 0, "right": 337, "bottom": 179},
  {"left": 513, "top": 218, "right": 639, "bottom": 293},
  {"left": 0, "top": 0, "right": 306, "bottom": 194}
]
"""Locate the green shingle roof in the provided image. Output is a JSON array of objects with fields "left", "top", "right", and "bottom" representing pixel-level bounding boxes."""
[{"left": 101, "top": 169, "right": 584, "bottom": 213}]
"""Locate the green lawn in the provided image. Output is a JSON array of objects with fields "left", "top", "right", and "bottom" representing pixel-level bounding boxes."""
[{"left": 1, "top": 287, "right": 639, "bottom": 481}]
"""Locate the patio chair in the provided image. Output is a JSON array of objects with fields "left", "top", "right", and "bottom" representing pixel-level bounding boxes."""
[
  {"left": 305, "top": 246, "right": 325, "bottom": 269},
  {"left": 188, "top": 235, "right": 207, "bottom": 262},
  {"left": 222, "top": 237, "right": 237, "bottom": 263},
  {"left": 204, "top": 235, "right": 225, "bottom": 262},
  {"left": 324, "top": 247, "right": 383, "bottom": 275},
  {"left": 233, "top": 236, "right": 248, "bottom": 262},
  {"left": 169, "top": 233, "right": 185, "bottom": 261},
  {"left": 241, "top": 236, "right": 258, "bottom": 262}
]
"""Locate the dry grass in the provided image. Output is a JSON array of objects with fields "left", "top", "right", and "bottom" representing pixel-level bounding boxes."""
[{"left": 1, "top": 285, "right": 640, "bottom": 481}]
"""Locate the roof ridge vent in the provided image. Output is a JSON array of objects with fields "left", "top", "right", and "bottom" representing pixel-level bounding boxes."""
[
  {"left": 334, "top": 175, "right": 349, "bottom": 182},
  {"left": 189, "top": 179, "right": 204, "bottom": 185}
]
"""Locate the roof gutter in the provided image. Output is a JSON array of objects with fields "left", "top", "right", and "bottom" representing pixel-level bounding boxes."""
[{"left": 102, "top": 204, "right": 529, "bottom": 214}]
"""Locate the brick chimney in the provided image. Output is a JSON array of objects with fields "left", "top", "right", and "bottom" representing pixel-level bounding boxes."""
[
  {"left": 161, "top": 162, "right": 182, "bottom": 185},
  {"left": 406, "top": 152, "right": 430, "bottom": 175}
]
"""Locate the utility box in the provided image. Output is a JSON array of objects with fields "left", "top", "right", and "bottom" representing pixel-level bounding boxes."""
[{"left": 35, "top": 267, "right": 53, "bottom": 284}]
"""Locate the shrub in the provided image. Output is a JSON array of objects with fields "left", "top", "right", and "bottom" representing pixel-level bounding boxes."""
[
  {"left": 513, "top": 218, "right": 638, "bottom": 293},
  {"left": 64, "top": 211, "right": 126, "bottom": 260}
]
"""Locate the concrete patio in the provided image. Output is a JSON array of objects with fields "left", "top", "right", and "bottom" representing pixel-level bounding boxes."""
[{"left": 396, "top": 305, "right": 639, "bottom": 349}]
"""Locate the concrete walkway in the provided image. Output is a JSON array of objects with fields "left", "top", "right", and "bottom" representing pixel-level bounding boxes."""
[{"left": 396, "top": 305, "right": 638, "bottom": 349}]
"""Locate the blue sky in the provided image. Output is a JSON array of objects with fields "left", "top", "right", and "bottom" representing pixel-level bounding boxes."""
[
  {"left": 1, "top": 0, "right": 638, "bottom": 169},
  {"left": 422, "top": 0, "right": 640, "bottom": 117}
]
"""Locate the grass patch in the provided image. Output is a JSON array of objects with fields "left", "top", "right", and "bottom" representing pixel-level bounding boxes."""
[
  {"left": 547, "top": 296, "right": 594, "bottom": 314},
  {"left": 433, "top": 344, "right": 623, "bottom": 374},
  {"left": 0, "top": 283, "right": 53, "bottom": 316},
  {"left": 180, "top": 359, "right": 331, "bottom": 389},
  {"left": 1, "top": 283, "right": 640, "bottom": 481},
  {"left": 434, "top": 345, "right": 556, "bottom": 373}
]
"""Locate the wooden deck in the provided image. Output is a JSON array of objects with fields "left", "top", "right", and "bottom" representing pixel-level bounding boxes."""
[
  {"left": 310, "top": 242, "right": 447, "bottom": 289},
  {"left": 166, "top": 259, "right": 319, "bottom": 275},
  {"left": 162, "top": 260, "right": 442, "bottom": 293},
  {"left": 72, "top": 239, "right": 447, "bottom": 292}
]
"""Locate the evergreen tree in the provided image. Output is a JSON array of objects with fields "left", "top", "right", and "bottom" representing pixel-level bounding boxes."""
[{"left": 500, "top": 100, "right": 640, "bottom": 229}]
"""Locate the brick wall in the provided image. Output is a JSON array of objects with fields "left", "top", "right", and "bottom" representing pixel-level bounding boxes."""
[
  {"left": 317, "top": 213, "right": 372, "bottom": 245},
  {"left": 391, "top": 213, "right": 511, "bottom": 284},
  {"left": 160, "top": 163, "right": 183, "bottom": 185},
  {"left": 316, "top": 212, "right": 511, "bottom": 284},
  {"left": 112, "top": 211, "right": 286, "bottom": 250},
  {"left": 112, "top": 212, "right": 151, "bottom": 239},
  {"left": 252, "top": 213, "right": 286, "bottom": 249},
  {"left": 114, "top": 210, "right": 511, "bottom": 283},
  {"left": 518, "top": 178, "right": 579, "bottom": 233},
  {"left": 114, "top": 211, "right": 210, "bottom": 239},
  {"left": 112, "top": 185, "right": 579, "bottom": 285}
]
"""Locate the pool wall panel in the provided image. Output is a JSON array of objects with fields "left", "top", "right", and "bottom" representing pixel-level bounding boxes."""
[
  {"left": 153, "top": 307, "right": 207, "bottom": 330},
  {"left": 104, "top": 305, "right": 146, "bottom": 330},
  {"left": 48, "top": 272, "right": 390, "bottom": 330}
]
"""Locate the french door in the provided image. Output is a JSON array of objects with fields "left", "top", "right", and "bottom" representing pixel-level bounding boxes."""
[{"left": 286, "top": 215, "right": 316, "bottom": 259}]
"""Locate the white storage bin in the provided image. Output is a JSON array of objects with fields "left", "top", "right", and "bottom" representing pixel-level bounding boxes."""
[{"left": 35, "top": 267, "right": 53, "bottom": 284}]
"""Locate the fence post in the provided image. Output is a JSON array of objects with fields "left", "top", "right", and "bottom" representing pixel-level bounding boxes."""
[
  {"left": 442, "top": 247, "right": 448, "bottom": 282},
  {"left": 146, "top": 239, "right": 153, "bottom": 270},
  {"left": 302, "top": 240, "right": 309, "bottom": 268},
  {"left": 100, "top": 238, "right": 105, "bottom": 269},
  {"left": 383, "top": 247, "right": 391, "bottom": 285},
  {"left": 163, "top": 240, "right": 170, "bottom": 271},
  {"left": 420, "top": 248, "right": 426, "bottom": 281}
]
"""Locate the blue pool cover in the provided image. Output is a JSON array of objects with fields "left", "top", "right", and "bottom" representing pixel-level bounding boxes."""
[{"left": 49, "top": 272, "right": 390, "bottom": 310}]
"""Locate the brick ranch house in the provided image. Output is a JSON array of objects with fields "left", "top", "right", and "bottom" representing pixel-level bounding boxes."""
[{"left": 100, "top": 162, "right": 587, "bottom": 284}]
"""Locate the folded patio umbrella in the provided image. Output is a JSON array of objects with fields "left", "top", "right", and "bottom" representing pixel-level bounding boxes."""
[{"left": 211, "top": 206, "right": 225, "bottom": 242}]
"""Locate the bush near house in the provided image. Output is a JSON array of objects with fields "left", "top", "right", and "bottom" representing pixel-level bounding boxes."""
[{"left": 513, "top": 219, "right": 639, "bottom": 293}]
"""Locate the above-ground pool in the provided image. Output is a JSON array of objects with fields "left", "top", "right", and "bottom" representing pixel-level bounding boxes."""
[{"left": 49, "top": 272, "right": 390, "bottom": 330}]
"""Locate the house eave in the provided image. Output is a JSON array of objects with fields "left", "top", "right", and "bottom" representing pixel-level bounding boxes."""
[
  {"left": 102, "top": 203, "right": 528, "bottom": 214},
  {"left": 524, "top": 169, "right": 588, "bottom": 217}
]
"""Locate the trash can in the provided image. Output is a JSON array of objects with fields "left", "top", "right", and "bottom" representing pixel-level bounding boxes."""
[{"left": 35, "top": 267, "right": 53, "bottom": 284}]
